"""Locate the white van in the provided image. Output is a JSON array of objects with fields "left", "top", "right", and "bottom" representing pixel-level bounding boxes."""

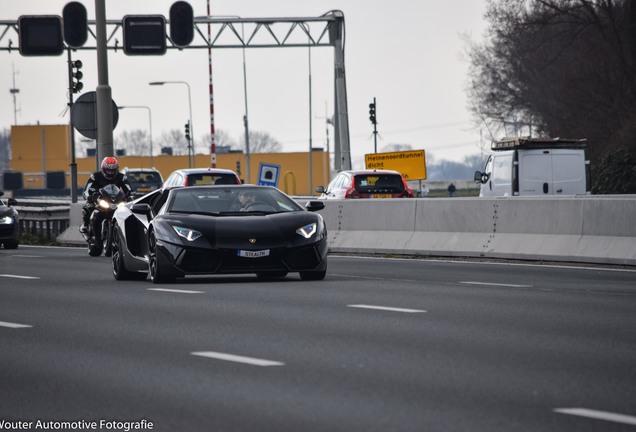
[{"left": 474, "top": 137, "right": 591, "bottom": 197}]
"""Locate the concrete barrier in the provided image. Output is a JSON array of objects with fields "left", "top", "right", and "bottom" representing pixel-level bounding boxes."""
[
  {"left": 322, "top": 196, "right": 636, "bottom": 266},
  {"left": 56, "top": 196, "right": 636, "bottom": 266}
]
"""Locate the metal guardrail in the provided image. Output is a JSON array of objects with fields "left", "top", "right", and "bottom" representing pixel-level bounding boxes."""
[{"left": 14, "top": 201, "right": 71, "bottom": 241}]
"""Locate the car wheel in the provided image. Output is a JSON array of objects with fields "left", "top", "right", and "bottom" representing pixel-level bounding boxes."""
[
  {"left": 299, "top": 269, "right": 327, "bottom": 280},
  {"left": 112, "top": 226, "right": 147, "bottom": 281},
  {"left": 148, "top": 231, "right": 175, "bottom": 284},
  {"left": 3, "top": 240, "right": 18, "bottom": 249}
]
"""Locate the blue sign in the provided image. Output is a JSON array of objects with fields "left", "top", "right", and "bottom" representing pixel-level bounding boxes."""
[{"left": 257, "top": 163, "right": 281, "bottom": 187}]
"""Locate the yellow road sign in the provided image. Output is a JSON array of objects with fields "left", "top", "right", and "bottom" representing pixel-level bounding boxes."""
[{"left": 365, "top": 150, "right": 427, "bottom": 180}]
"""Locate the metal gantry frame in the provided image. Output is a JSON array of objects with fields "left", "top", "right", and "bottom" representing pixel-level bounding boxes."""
[{"left": 0, "top": 10, "right": 352, "bottom": 171}]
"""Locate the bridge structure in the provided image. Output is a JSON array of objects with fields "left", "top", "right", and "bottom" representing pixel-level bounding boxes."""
[{"left": 0, "top": 9, "right": 352, "bottom": 172}]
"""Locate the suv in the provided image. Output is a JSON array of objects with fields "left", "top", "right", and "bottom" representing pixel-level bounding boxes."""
[
  {"left": 163, "top": 168, "right": 241, "bottom": 187},
  {"left": 316, "top": 169, "right": 414, "bottom": 199},
  {"left": 122, "top": 168, "right": 164, "bottom": 196}
]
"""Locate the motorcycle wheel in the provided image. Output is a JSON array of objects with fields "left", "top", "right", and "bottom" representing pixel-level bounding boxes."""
[
  {"left": 103, "top": 220, "right": 113, "bottom": 257},
  {"left": 112, "top": 225, "right": 147, "bottom": 281},
  {"left": 88, "top": 238, "right": 103, "bottom": 257},
  {"left": 148, "top": 231, "right": 175, "bottom": 284}
]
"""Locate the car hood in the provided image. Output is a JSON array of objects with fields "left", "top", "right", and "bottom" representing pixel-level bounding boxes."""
[{"left": 157, "top": 212, "right": 322, "bottom": 249}]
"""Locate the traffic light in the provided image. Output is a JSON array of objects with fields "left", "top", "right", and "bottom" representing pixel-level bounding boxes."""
[
  {"left": 369, "top": 100, "right": 377, "bottom": 125},
  {"left": 18, "top": 16, "right": 64, "bottom": 56},
  {"left": 63, "top": 2, "right": 88, "bottom": 48},
  {"left": 123, "top": 15, "right": 167, "bottom": 55},
  {"left": 71, "top": 59, "right": 83, "bottom": 93},
  {"left": 170, "top": 1, "right": 194, "bottom": 47},
  {"left": 184, "top": 122, "right": 191, "bottom": 141},
  {"left": 236, "top": 160, "right": 241, "bottom": 176}
]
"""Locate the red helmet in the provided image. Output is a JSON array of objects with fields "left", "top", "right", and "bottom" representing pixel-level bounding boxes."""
[{"left": 101, "top": 157, "right": 119, "bottom": 180}]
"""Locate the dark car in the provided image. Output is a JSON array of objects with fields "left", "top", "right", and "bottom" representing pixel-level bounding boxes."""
[
  {"left": 122, "top": 168, "right": 163, "bottom": 196},
  {"left": 163, "top": 168, "right": 241, "bottom": 187},
  {"left": 111, "top": 185, "right": 328, "bottom": 283},
  {"left": 316, "top": 169, "right": 414, "bottom": 199},
  {"left": 0, "top": 191, "right": 19, "bottom": 249}
]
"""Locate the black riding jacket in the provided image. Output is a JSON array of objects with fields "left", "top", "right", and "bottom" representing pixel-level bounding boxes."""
[{"left": 83, "top": 171, "right": 132, "bottom": 203}]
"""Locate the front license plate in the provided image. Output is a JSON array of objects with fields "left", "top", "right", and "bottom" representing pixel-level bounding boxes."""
[
  {"left": 371, "top": 194, "right": 392, "bottom": 198},
  {"left": 237, "top": 249, "right": 270, "bottom": 258}
]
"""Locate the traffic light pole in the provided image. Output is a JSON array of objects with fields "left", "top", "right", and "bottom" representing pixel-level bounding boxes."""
[
  {"left": 66, "top": 48, "right": 78, "bottom": 203},
  {"left": 370, "top": 97, "right": 378, "bottom": 153},
  {"left": 95, "top": 0, "right": 114, "bottom": 165}
]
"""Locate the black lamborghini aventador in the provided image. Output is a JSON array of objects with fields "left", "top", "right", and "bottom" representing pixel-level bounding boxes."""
[{"left": 111, "top": 185, "right": 328, "bottom": 283}]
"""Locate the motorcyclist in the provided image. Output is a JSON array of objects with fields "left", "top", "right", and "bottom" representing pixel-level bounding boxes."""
[{"left": 79, "top": 157, "right": 132, "bottom": 234}]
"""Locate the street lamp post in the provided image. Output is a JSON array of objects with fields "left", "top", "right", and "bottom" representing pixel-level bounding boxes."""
[
  {"left": 118, "top": 105, "right": 153, "bottom": 166},
  {"left": 149, "top": 81, "right": 193, "bottom": 168}
]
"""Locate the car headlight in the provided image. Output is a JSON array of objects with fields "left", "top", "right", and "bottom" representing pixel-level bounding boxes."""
[
  {"left": 296, "top": 222, "right": 317, "bottom": 239},
  {"left": 172, "top": 226, "right": 203, "bottom": 241},
  {"left": 0, "top": 215, "right": 14, "bottom": 225}
]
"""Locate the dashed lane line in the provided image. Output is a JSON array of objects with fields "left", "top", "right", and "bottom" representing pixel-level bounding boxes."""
[
  {"left": 0, "top": 274, "right": 40, "bottom": 280},
  {"left": 460, "top": 281, "right": 533, "bottom": 288},
  {"left": 348, "top": 304, "right": 427, "bottom": 313},
  {"left": 554, "top": 408, "right": 636, "bottom": 426},
  {"left": 0, "top": 321, "right": 32, "bottom": 329},
  {"left": 191, "top": 351, "right": 284, "bottom": 367},
  {"left": 148, "top": 288, "right": 205, "bottom": 294}
]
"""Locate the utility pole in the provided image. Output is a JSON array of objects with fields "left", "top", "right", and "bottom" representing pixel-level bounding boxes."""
[{"left": 9, "top": 64, "right": 19, "bottom": 125}]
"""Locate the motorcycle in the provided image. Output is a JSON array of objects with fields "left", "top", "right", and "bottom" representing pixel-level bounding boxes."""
[{"left": 80, "top": 184, "right": 127, "bottom": 257}]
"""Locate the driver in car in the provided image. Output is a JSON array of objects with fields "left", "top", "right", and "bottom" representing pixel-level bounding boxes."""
[{"left": 231, "top": 190, "right": 256, "bottom": 211}]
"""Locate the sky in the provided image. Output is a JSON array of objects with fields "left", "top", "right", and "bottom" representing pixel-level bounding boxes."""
[{"left": 1, "top": 0, "right": 490, "bottom": 169}]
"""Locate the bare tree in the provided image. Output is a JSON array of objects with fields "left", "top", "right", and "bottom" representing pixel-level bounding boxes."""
[
  {"left": 115, "top": 129, "right": 149, "bottom": 156},
  {"left": 467, "top": 0, "right": 636, "bottom": 192},
  {"left": 198, "top": 129, "right": 238, "bottom": 154},
  {"left": 154, "top": 129, "right": 189, "bottom": 156},
  {"left": 240, "top": 130, "right": 282, "bottom": 153}
]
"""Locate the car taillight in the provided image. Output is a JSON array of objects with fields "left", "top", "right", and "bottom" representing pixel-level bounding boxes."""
[
  {"left": 401, "top": 178, "right": 414, "bottom": 197},
  {"left": 344, "top": 187, "right": 361, "bottom": 198},
  {"left": 184, "top": 177, "right": 189, "bottom": 186},
  {"left": 344, "top": 177, "right": 360, "bottom": 198}
]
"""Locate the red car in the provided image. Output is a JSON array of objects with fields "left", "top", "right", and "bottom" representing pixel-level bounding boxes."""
[{"left": 316, "top": 170, "right": 414, "bottom": 199}]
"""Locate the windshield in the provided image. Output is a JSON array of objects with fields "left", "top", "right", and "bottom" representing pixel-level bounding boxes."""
[{"left": 168, "top": 186, "right": 303, "bottom": 215}]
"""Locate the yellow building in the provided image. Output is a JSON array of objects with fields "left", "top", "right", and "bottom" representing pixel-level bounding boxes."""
[{"left": 8, "top": 125, "right": 330, "bottom": 196}]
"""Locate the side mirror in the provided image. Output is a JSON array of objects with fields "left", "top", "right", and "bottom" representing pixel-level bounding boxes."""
[
  {"left": 315, "top": 186, "right": 325, "bottom": 194},
  {"left": 131, "top": 203, "right": 151, "bottom": 215},
  {"left": 474, "top": 171, "right": 489, "bottom": 184},
  {"left": 305, "top": 200, "right": 325, "bottom": 212}
]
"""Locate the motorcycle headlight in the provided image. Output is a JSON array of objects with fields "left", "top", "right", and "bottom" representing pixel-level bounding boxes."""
[
  {"left": 296, "top": 222, "right": 317, "bottom": 239},
  {"left": 0, "top": 215, "right": 14, "bottom": 225},
  {"left": 97, "top": 199, "right": 110, "bottom": 209},
  {"left": 172, "top": 226, "right": 203, "bottom": 242}
]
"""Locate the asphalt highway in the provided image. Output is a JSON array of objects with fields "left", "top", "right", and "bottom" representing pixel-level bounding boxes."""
[{"left": 1, "top": 246, "right": 635, "bottom": 432}]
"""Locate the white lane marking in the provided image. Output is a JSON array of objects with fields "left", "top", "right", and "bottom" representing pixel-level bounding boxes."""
[
  {"left": 191, "top": 351, "right": 284, "bottom": 367},
  {"left": 460, "top": 281, "right": 532, "bottom": 288},
  {"left": 554, "top": 408, "right": 636, "bottom": 426},
  {"left": 0, "top": 321, "right": 33, "bottom": 329},
  {"left": 348, "top": 304, "right": 427, "bottom": 313},
  {"left": 11, "top": 255, "right": 44, "bottom": 258},
  {"left": 0, "top": 274, "right": 40, "bottom": 280},
  {"left": 148, "top": 288, "right": 204, "bottom": 294}
]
